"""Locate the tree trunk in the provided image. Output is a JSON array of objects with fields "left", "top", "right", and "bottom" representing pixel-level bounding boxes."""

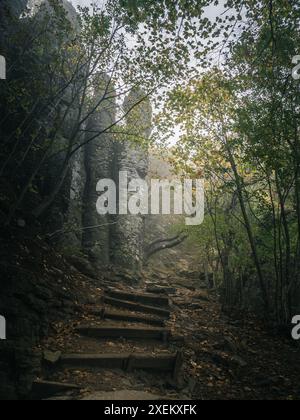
[{"left": 227, "top": 147, "right": 269, "bottom": 313}]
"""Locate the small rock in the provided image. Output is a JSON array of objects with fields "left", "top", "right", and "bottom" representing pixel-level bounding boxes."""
[{"left": 43, "top": 350, "right": 62, "bottom": 364}]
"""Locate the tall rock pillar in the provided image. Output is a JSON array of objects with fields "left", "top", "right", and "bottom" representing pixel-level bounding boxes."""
[
  {"left": 81, "top": 78, "right": 116, "bottom": 267},
  {"left": 112, "top": 89, "right": 152, "bottom": 273}
]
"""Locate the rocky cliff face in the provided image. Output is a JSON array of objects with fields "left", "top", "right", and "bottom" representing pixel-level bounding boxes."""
[
  {"left": 1, "top": 0, "right": 153, "bottom": 276},
  {"left": 112, "top": 90, "right": 152, "bottom": 272},
  {"left": 80, "top": 81, "right": 116, "bottom": 267},
  {"left": 59, "top": 86, "right": 152, "bottom": 274},
  {"left": 17, "top": 0, "right": 153, "bottom": 275}
]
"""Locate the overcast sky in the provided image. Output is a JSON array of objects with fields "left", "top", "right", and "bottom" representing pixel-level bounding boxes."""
[
  {"left": 71, "top": 0, "right": 106, "bottom": 9},
  {"left": 68, "top": 0, "right": 228, "bottom": 145}
]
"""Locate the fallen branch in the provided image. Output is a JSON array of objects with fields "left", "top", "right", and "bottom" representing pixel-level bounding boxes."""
[{"left": 144, "top": 232, "right": 188, "bottom": 261}]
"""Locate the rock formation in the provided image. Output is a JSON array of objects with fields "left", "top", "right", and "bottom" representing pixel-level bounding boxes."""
[
  {"left": 112, "top": 89, "right": 152, "bottom": 272},
  {"left": 2, "top": 0, "right": 153, "bottom": 274},
  {"left": 81, "top": 78, "right": 116, "bottom": 267},
  {"left": 15, "top": 1, "right": 153, "bottom": 274}
]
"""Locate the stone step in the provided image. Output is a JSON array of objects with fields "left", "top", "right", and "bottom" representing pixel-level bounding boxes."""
[
  {"left": 104, "top": 296, "right": 171, "bottom": 318},
  {"left": 31, "top": 380, "right": 81, "bottom": 400},
  {"left": 81, "top": 390, "right": 165, "bottom": 400},
  {"left": 146, "top": 285, "right": 177, "bottom": 295},
  {"left": 60, "top": 352, "right": 182, "bottom": 377},
  {"left": 76, "top": 326, "right": 171, "bottom": 342},
  {"left": 91, "top": 308, "right": 166, "bottom": 327},
  {"left": 105, "top": 289, "right": 169, "bottom": 308}
]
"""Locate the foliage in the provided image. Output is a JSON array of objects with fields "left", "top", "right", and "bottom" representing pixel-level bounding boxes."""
[
  {"left": 1, "top": 0, "right": 300, "bottom": 323},
  {"left": 156, "top": 0, "right": 300, "bottom": 321}
]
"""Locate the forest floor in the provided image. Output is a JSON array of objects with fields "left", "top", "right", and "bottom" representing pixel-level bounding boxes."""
[
  {"left": 34, "top": 269, "right": 300, "bottom": 401},
  {"left": 6, "top": 216, "right": 299, "bottom": 399}
]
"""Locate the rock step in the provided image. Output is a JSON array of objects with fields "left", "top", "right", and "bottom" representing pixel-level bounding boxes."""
[
  {"left": 76, "top": 326, "right": 171, "bottom": 342},
  {"left": 60, "top": 352, "right": 182, "bottom": 378},
  {"left": 105, "top": 289, "right": 169, "bottom": 308},
  {"left": 91, "top": 308, "right": 166, "bottom": 327},
  {"left": 31, "top": 380, "right": 81, "bottom": 400},
  {"left": 81, "top": 390, "right": 165, "bottom": 400},
  {"left": 146, "top": 286, "right": 177, "bottom": 295},
  {"left": 104, "top": 296, "right": 171, "bottom": 318}
]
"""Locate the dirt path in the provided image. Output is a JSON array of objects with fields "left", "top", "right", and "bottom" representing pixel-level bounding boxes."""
[{"left": 33, "top": 280, "right": 300, "bottom": 400}]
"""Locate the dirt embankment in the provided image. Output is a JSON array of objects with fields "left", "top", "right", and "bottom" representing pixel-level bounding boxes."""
[{"left": 0, "top": 225, "right": 101, "bottom": 399}]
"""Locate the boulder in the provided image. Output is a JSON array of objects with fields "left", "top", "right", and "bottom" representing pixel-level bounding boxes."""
[{"left": 43, "top": 350, "right": 62, "bottom": 364}]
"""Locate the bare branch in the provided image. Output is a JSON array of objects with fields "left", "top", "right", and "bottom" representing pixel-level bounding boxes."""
[{"left": 144, "top": 232, "right": 188, "bottom": 261}]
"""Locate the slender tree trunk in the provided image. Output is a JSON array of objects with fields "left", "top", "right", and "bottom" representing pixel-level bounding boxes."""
[
  {"left": 226, "top": 148, "right": 269, "bottom": 313},
  {"left": 265, "top": 170, "right": 280, "bottom": 321},
  {"left": 275, "top": 173, "right": 292, "bottom": 322}
]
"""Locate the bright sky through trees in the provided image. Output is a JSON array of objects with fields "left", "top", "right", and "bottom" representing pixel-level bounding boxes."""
[{"left": 69, "top": 0, "right": 229, "bottom": 145}]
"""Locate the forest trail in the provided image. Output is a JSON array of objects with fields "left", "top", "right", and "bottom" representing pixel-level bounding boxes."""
[{"left": 30, "top": 273, "right": 300, "bottom": 401}]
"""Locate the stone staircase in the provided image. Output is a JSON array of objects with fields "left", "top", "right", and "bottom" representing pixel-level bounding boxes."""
[{"left": 32, "top": 286, "right": 183, "bottom": 400}]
